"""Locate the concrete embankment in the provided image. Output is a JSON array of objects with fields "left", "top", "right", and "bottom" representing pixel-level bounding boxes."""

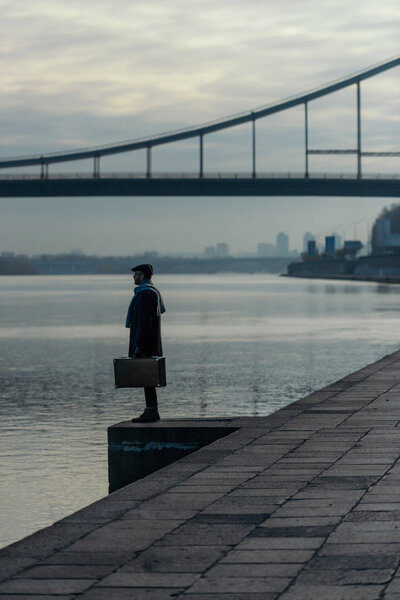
[
  {"left": 3, "top": 351, "right": 400, "bottom": 598},
  {"left": 284, "top": 273, "right": 400, "bottom": 284}
]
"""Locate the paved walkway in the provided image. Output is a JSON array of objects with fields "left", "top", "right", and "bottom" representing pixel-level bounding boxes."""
[{"left": 3, "top": 350, "right": 400, "bottom": 599}]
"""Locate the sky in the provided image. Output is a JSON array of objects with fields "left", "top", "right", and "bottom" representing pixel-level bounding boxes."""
[{"left": 0, "top": 0, "right": 399, "bottom": 255}]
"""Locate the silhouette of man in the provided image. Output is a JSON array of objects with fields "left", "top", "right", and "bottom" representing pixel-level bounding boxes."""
[{"left": 125, "top": 263, "right": 166, "bottom": 422}]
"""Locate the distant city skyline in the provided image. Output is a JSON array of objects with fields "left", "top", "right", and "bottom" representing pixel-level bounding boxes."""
[{"left": 0, "top": 221, "right": 370, "bottom": 259}]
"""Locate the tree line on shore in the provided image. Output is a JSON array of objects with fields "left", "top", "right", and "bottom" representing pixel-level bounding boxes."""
[{"left": 0, "top": 252, "right": 291, "bottom": 275}]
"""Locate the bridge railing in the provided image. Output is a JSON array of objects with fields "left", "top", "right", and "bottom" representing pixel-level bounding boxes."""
[{"left": 0, "top": 172, "right": 398, "bottom": 180}]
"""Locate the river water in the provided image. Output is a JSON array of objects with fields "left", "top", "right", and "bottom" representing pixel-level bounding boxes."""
[{"left": 1, "top": 273, "right": 400, "bottom": 548}]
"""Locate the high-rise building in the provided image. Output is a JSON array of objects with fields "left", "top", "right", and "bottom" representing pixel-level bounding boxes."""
[
  {"left": 325, "top": 236, "right": 335, "bottom": 255},
  {"left": 216, "top": 243, "right": 229, "bottom": 257},
  {"left": 303, "top": 232, "right": 315, "bottom": 252},
  {"left": 276, "top": 232, "right": 289, "bottom": 256},
  {"left": 257, "top": 242, "right": 276, "bottom": 257},
  {"left": 307, "top": 240, "right": 316, "bottom": 258},
  {"left": 332, "top": 233, "right": 342, "bottom": 251}
]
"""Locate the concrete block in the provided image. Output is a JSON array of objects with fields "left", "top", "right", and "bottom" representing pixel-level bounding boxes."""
[
  {"left": 57, "top": 499, "right": 140, "bottom": 524},
  {"left": 157, "top": 523, "right": 254, "bottom": 546},
  {"left": 260, "top": 517, "right": 341, "bottom": 527},
  {"left": 279, "top": 584, "right": 384, "bottom": 599},
  {"left": 328, "top": 531, "right": 400, "bottom": 543},
  {"left": 205, "top": 563, "right": 303, "bottom": 578},
  {"left": 319, "top": 543, "right": 400, "bottom": 555},
  {"left": 220, "top": 549, "right": 314, "bottom": 563},
  {"left": 307, "top": 476, "right": 377, "bottom": 490},
  {"left": 308, "top": 554, "right": 399, "bottom": 570},
  {"left": 192, "top": 514, "right": 269, "bottom": 524},
  {"left": 345, "top": 511, "right": 400, "bottom": 522},
  {"left": 250, "top": 525, "right": 334, "bottom": 538},
  {"left": 14, "top": 564, "right": 116, "bottom": 579},
  {"left": 0, "top": 596, "right": 75, "bottom": 600},
  {"left": 66, "top": 527, "right": 167, "bottom": 553},
  {"left": 0, "top": 523, "right": 97, "bottom": 559},
  {"left": 235, "top": 537, "right": 324, "bottom": 550},
  {"left": 272, "top": 506, "right": 350, "bottom": 517},
  {"left": 0, "top": 557, "right": 38, "bottom": 582},
  {"left": 120, "top": 545, "right": 228, "bottom": 573},
  {"left": 118, "top": 508, "right": 196, "bottom": 521},
  {"left": 385, "top": 579, "right": 400, "bottom": 594},
  {"left": 187, "top": 575, "right": 291, "bottom": 593},
  {"left": 79, "top": 589, "right": 182, "bottom": 599},
  {"left": 41, "top": 551, "right": 134, "bottom": 565},
  {"left": 0, "top": 578, "right": 96, "bottom": 594},
  {"left": 296, "top": 568, "right": 393, "bottom": 585},
  {"left": 354, "top": 503, "right": 400, "bottom": 512},
  {"left": 96, "top": 571, "right": 199, "bottom": 587},
  {"left": 200, "top": 496, "right": 279, "bottom": 515},
  {"left": 138, "top": 492, "right": 224, "bottom": 510}
]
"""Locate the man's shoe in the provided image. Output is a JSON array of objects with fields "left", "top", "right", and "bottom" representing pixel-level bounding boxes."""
[{"left": 131, "top": 408, "right": 160, "bottom": 423}]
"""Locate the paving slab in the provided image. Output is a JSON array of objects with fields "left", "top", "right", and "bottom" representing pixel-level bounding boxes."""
[
  {"left": 119, "top": 545, "right": 228, "bottom": 572},
  {"left": 187, "top": 575, "right": 291, "bottom": 593},
  {"left": 279, "top": 584, "right": 385, "bottom": 600},
  {"left": 3, "top": 350, "right": 400, "bottom": 599},
  {"left": 183, "top": 595, "right": 278, "bottom": 600},
  {"left": 78, "top": 590, "right": 182, "bottom": 600}
]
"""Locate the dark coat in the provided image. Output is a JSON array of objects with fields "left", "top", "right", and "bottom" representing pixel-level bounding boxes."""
[{"left": 128, "top": 290, "right": 163, "bottom": 357}]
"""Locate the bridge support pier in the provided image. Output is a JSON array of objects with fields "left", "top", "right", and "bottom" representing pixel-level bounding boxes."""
[
  {"left": 199, "top": 134, "right": 203, "bottom": 178},
  {"left": 146, "top": 146, "right": 152, "bottom": 178},
  {"left": 93, "top": 155, "right": 100, "bottom": 179},
  {"left": 40, "top": 160, "right": 48, "bottom": 180},
  {"left": 252, "top": 116, "right": 256, "bottom": 179},
  {"left": 357, "top": 80, "right": 362, "bottom": 179},
  {"left": 304, "top": 102, "right": 309, "bottom": 179}
]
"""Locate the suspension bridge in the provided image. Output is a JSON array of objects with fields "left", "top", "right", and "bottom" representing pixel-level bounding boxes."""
[{"left": 0, "top": 56, "right": 399, "bottom": 197}]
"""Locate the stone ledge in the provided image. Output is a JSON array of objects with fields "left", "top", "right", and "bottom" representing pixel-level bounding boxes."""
[{"left": 3, "top": 349, "right": 400, "bottom": 599}]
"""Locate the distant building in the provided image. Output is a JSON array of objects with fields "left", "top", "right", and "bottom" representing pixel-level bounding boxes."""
[
  {"left": 374, "top": 218, "right": 400, "bottom": 251},
  {"left": 307, "top": 240, "right": 317, "bottom": 258},
  {"left": 303, "top": 232, "right": 315, "bottom": 252},
  {"left": 257, "top": 242, "right": 276, "bottom": 257},
  {"left": 325, "top": 236, "right": 335, "bottom": 256},
  {"left": 204, "top": 246, "right": 216, "bottom": 258},
  {"left": 332, "top": 233, "right": 342, "bottom": 251},
  {"left": 1, "top": 251, "right": 15, "bottom": 258},
  {"left": 343, "top": 241, "right": 363, "bottom": 256},
  {"left": 216, "top": 243, "right": 229, "bottom": 257},
  {"left": 276, "top": 232, "right": 289, "bottom": 256}
]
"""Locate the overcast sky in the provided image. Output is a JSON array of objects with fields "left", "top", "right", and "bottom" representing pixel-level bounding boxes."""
[{"left": 0, "top": 0, "right": 399, "bottom": 255}]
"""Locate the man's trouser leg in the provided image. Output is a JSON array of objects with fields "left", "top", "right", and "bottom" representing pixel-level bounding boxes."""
[{"left": 144, "top": 387, "right": 158, "bottom": 408}]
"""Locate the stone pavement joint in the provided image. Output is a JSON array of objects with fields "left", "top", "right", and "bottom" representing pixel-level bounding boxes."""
[{"left": 2, "top": 350, "right": 400, "bottom": 599}]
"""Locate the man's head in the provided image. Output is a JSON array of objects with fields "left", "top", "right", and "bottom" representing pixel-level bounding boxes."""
[{"left": 131, "top": 263, "right": 153, "bottom": 285}]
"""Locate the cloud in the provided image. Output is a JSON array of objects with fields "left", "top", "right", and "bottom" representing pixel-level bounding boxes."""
[{"left": 2, "top": 0, "right": 399, "bottom": 121}]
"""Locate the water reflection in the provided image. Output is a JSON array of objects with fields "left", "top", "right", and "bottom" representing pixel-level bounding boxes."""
[{"left": 1, "top": 273, "right": 400, "bottom": 548}]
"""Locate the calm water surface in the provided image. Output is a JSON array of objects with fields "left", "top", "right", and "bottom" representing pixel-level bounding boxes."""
[{"left": 1, "top": 273, "right": 400, "bottom": 548}]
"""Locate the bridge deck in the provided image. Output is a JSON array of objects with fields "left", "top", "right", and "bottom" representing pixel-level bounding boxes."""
[
  {"left": 2, "top": 351, "right": 400, "bottom": 598},
  {"left": 0, "top": 176, "right": 400, "bottom": 197}
]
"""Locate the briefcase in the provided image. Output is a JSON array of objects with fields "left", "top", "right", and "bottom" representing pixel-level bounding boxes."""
[{"left": 113, "top": 356, "right": 166, "bottom": 388}]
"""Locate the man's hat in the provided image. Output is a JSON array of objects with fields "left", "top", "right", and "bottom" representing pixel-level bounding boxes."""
[{"left": 131, "top": 263, "right": 154, "bottom": 278}]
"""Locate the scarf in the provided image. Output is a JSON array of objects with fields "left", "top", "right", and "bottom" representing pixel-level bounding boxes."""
[{"left": 125, "top": 279, "right": 166, "bottom": 328}]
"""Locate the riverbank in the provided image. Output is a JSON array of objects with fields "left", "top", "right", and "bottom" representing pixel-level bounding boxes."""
[
  {"left": 283, "top": 273, "right": 400, "bottom": 284},
  {"left": 287, "top": 253, "right": 400, "bottom": 283},
  {"left": 2, "top": 350, "right": 400, "bottom": 598},
  {"left": 0, "top": 254, "right": 292, "bottom": 275}
]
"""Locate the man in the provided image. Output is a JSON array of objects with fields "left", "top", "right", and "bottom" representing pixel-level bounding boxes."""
[{"left": 125, "top": 263, "right": 166, "bottom": 422}]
